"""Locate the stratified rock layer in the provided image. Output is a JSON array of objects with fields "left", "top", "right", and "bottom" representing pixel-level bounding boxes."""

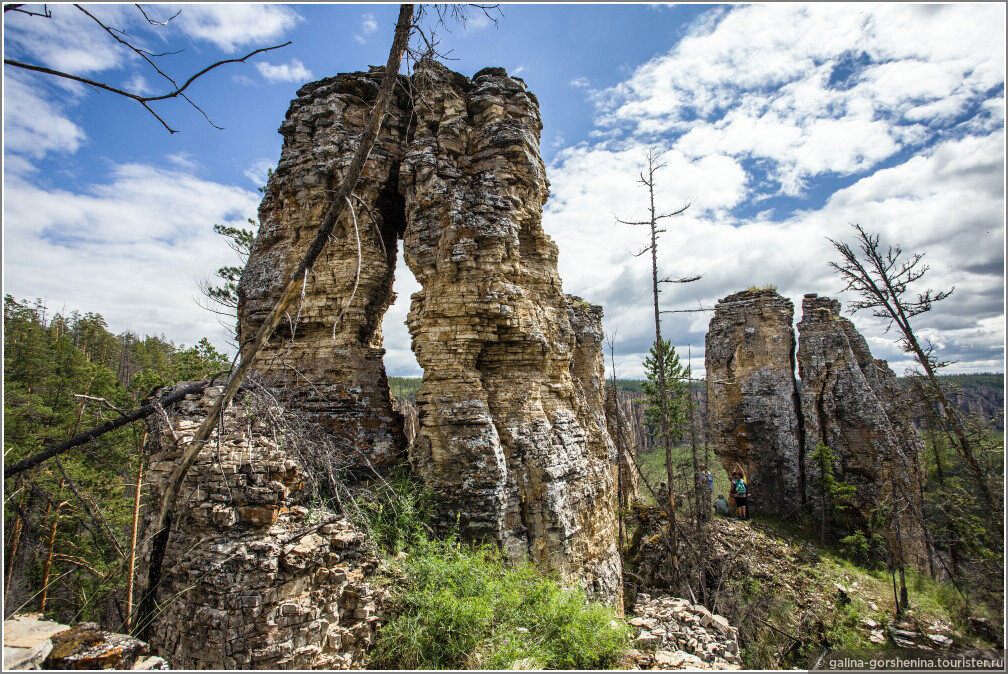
[
  {"left": 237, "top": 70, "right": 410, "bottom": 476},
  {"left": 237, "top": 62, "right": 621, "bottom": 605},
  {"left": 402, "top": 63, "right": 621, "bottom": 604},
  {"left": 796, "top": 294, "right": 927, "bottom": 567},
  {"left": 136, "top": 385, "right": 386, "bottom": 669},
  {"left": 605, "top": 388, "right": 643, "bottom": 508},
  {"left": 704, "top": 290, "right": 805, "bottom": 517}
]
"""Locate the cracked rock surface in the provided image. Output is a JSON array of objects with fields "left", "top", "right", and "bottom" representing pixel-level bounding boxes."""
[
  {"left": 238, "top": 61, "right": 621, "bottom": 605},
  {"left": 136, "top": 385, "right": 386, "bottom": 669},
  {"left": 704, "top": 289, "right": 805, "bottom": 518},
  {"left": 797, "top": 294, "right": 927, "bottom": 567}
]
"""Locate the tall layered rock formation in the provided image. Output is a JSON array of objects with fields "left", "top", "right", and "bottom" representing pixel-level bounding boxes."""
[
  {"left": 704, "top": 289, "right": 805, "bottom": 518},
  {"left": 237, "top": 69, "right": 411, "bottom": 476},
  {"left": 401, "top": 65, "right": 620, "bottom": 603},
  {"left": 702, "top": 289, "right": 927, "bottom": 568},
  {"left": 797, "top": 294, "right": 927, "bottom": 567},
  {"left": 237, "top": 61, "right": 621, "bottom": 604}
]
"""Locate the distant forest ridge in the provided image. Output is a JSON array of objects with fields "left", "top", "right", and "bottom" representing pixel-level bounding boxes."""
[{"left": 389, "top": 373, "right": 1004, "bottom": 396}]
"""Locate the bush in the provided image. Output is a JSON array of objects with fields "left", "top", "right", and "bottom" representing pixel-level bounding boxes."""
[{"left": 371, "top": 537, "right": 630, "bottom": 669}]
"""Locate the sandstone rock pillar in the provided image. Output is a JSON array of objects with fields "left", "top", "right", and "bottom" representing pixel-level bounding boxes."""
[
  {"left": 704, "top": 289, "right": 805, "bottom": 518},
  {"left": 237, "top": 71, "right": 410, "bottom": 476},
  {"left": 401, "top": 62, "right": 622, "bottom": 604}
]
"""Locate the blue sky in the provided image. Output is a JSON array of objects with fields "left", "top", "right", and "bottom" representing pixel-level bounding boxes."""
[{"left": 3, "top": 3, "right": 1005, "bottom": 378}]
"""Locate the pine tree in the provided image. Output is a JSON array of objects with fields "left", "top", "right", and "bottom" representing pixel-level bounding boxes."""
[
  {"left": 810, "top": 441, "right": 855, "bottom": 543},
  {"left": 641, "top": 338, "right": 688, "bottom": 446}
]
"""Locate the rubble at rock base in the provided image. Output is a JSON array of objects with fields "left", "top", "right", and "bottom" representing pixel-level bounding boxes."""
[{"left": 627, "top": 593, "right": 742, "bottom": 669}]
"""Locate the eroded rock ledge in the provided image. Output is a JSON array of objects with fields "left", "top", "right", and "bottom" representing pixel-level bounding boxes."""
[{"left": 136, "top": 385, "right": 385, "bottom": 669}]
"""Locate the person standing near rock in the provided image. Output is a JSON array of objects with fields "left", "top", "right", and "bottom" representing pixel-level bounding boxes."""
[{"left": 732, "top": 470, "right": 749, "bottom": 519}]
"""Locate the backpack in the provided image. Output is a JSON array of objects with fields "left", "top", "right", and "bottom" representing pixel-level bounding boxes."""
[{"left": 735, "top": 479, "right": 747, "bottom": 496}]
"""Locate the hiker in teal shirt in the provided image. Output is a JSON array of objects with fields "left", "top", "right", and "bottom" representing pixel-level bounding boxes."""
[{"left": 731, "top": 470, "right": 749, "bottom": 519}]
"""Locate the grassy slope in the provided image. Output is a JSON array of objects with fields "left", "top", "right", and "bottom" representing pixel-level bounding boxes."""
[
  {"left": 751, "top": 516, "right": 1000, "bottom": 649},
  {"left": 359, "top": 474, "right": 630, "bottom": 670}
]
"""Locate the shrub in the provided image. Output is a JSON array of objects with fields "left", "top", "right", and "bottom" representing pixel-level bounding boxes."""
[
  {"left": 371, "top": 537, "right": 630, "bottom": 670},
  {"left": 840, "top": 530, "right": 869, "bottom": 565}
]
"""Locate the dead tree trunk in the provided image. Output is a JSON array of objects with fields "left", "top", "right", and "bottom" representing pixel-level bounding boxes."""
[
  {"left": 125, "top": 433, "right": 146, "bottom": 632},
  {"left": 4, "top": 380, "right": 210, "bottom": 479},
  {"left": 4, "top": 478, "right": 26, "bottom": 604},
  {"left": 40, "top": 481, "right": 66, "bottom": 613},
  {"left": 829, "top": 224, "right": 994, "bottom": 507},
  {"left": 616, "top": 148, "right": 689, "bottom": 575}
]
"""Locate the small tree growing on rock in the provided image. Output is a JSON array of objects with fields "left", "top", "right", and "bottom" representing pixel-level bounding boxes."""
[{"left": 809, "top": 441, "right": 856, "bottom": 544}]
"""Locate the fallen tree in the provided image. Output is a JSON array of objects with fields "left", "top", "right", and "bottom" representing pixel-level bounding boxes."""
[{"left": 3, "top": 380, "right": 210, "bottom": 480}]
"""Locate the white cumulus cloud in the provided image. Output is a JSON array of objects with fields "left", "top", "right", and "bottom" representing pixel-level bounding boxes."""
[
  {"left": 256, "top": 58, "right": 313, "bottom": 84},
  {"left": 2, "top": 164, "right": 261, "bottom": 352},
  {"left": 172, "top": 4, "right": 301, "bottom": 53}
]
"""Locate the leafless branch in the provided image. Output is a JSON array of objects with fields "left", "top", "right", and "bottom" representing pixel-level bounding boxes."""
[
  {"left": 135, "top": 3, "right": 179, "bottom": 26},
  {"left": 71, "top": 394, "right": 124, "bottom": 414},
  {"left": 4, "top": 38, "right": 290, "bottom": 133},
  {"left": 4, "top": 3, "right": 51, "bottom": 18},
  {"left": 660, "top": 305, "right": 715, "bottom": 314},
  {"left": 659, "top": 275, "right": 701, "bottom": 284}
]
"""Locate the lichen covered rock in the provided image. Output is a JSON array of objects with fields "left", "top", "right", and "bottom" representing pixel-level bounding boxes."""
[
  {"left": 236, "top": 61, "right": 621, "bottom": 606},
  {"left": 625, "top": 593, "right": 742, "bottom": 670},
  {"left": 237, "top": 70, "right": 410, "bottom": 476},
  {"left": 401, "top": 63, "right": 621, "bottom": 604},
  {"left": 136, "top": 385, "right": 386, "bottom": 669},
  {"left": 704, "top": 289, "right": 805, "bottom": 518}
]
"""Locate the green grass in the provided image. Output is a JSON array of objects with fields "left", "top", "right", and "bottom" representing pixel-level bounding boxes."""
[
  {"left": 358, "top": 473, "right": 631, "bottom": 670},
  {"left": 753, "top": 515, "right": 1000, "bottom": 648},
  {"left": 370, "top": 537, "right": 630, "bottom": 670},
  {"left": 636, "top": 444, "right": 732, "bottom": 504}
]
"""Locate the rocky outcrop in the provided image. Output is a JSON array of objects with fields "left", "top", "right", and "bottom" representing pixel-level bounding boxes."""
[
  {"left": 237, "top": 69, "right": 410, "bottom": 476},
  {"left": 237, "top": 61, "right": 621, "bottom": 604},
  {"left": 704, "top": 289, "right": 805, "bottom": 518},
  {"left": 796, "top": 294, "right": 927, "bottom": 567},
  {"left": 136, "top": 385, "right": 386, "bottom": 669},
  {"left": 401, "top": 63, "right": 621, "bottom": 604},
  {"left": 3, "top": 614, "right": 164, "bottom": 671}
]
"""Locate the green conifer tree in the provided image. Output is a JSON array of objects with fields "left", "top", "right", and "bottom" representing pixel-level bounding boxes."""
[{"left": 641, "top": 338, "right": 688, "bottom": 446}]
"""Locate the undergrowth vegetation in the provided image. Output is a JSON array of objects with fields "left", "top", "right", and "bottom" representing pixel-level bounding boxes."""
[
  {"left": 356, "top": 473, "right": 631, "bottom": 670},
  {"left": 371, "top": 538, "right": 630, "bottom": 669}
]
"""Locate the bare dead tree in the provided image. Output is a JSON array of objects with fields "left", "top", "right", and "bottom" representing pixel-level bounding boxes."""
[
  {"left": 828, "top": 224, "right": 995, "bottom": 508},
  {"left": 124, "top": 432, "right": 146, "bottom": 631},
  {"left": 615, "top": 146, "right": 690, "bottom": 574},
  {"left": 3, "top": 4, "right": 291, "bottom": 133},
  {"left": 4, "top": 476, "right": 27, "bottom": 603}
]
